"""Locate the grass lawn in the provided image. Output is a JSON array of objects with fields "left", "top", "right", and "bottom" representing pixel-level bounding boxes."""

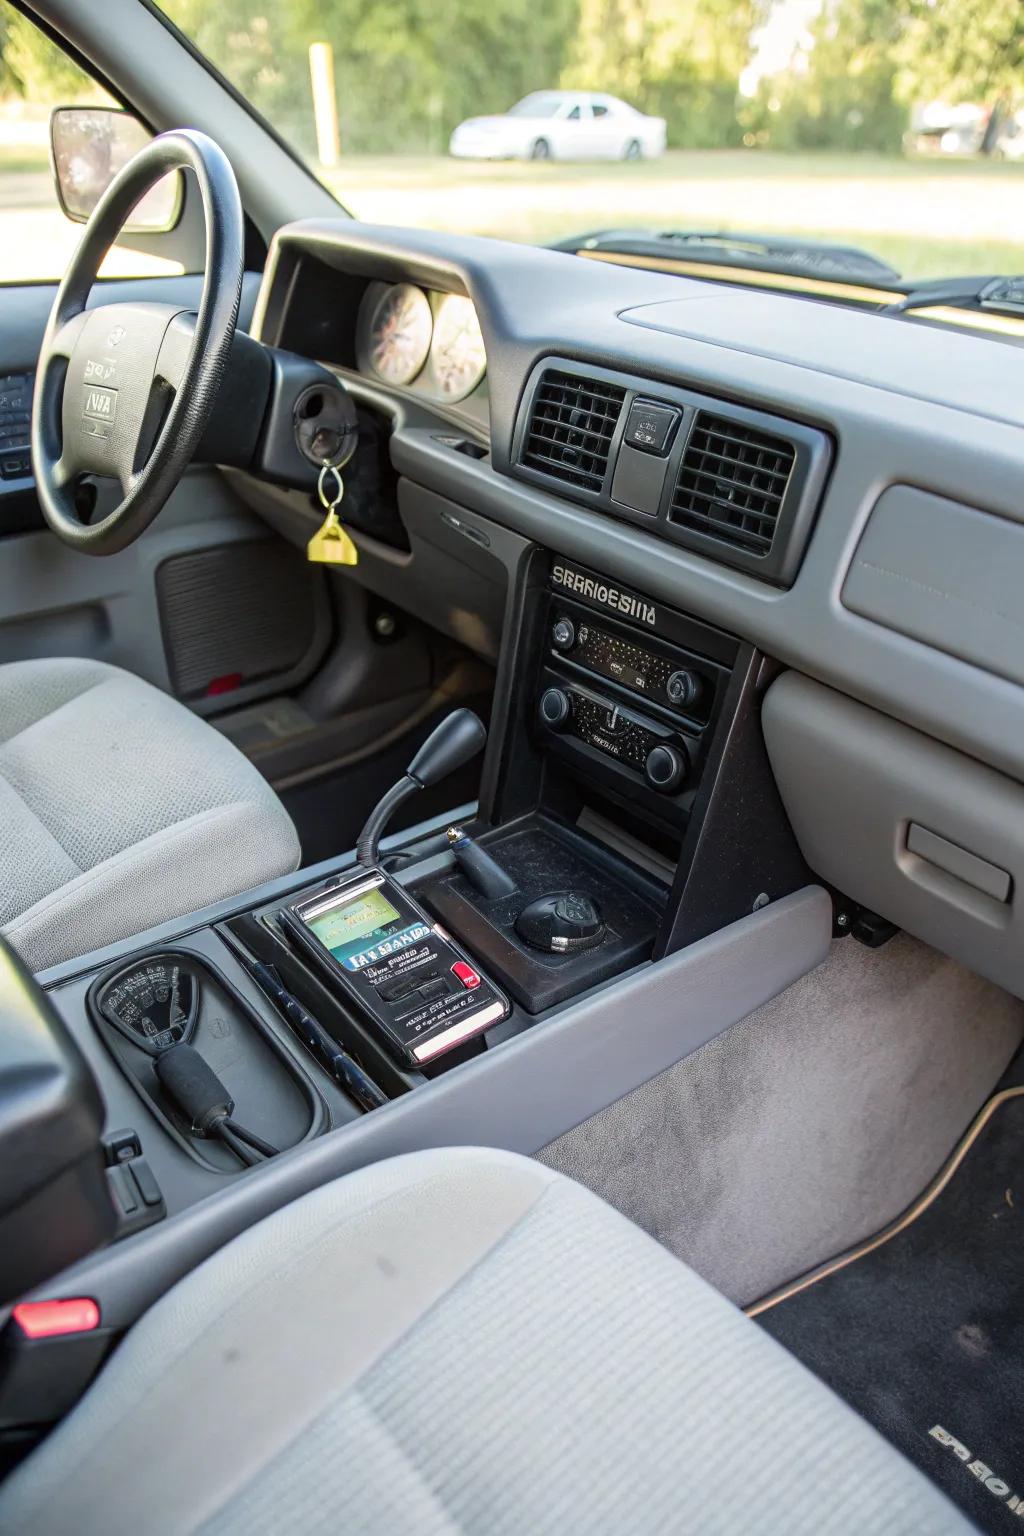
[
  {"left": 1, "top": 143, "right": 1021, "bottom": 282},
  {"left": 321, "top": 149, "right": 1024, "bottom": 281},
  {"left": 0, "top": 144, "right": 50, "bottom": 175}
]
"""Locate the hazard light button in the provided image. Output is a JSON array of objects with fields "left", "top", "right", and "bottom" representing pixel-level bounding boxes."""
[{"left": 451, "top": 960, "right": 481, "bottom": 989}]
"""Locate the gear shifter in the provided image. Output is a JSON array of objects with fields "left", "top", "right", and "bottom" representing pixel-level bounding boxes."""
[{"left": 355, "top": 709, "right": 487, "bottom": 868}]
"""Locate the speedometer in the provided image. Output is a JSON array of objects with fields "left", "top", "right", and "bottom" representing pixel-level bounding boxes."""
[
  {"left": 430, "top": 294, "right": 486, "bottom": 400},
  {"left": 364, "top": 283, "right": 433, "bottom": 386}
]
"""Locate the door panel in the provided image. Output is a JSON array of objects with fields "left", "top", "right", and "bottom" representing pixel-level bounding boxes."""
[
  {"left": 554, "top": 104, "right": 591, "bottom": 159},
  {"left": 0, "top": 466, "right": 329, "bottom": 709},
  {"left": 0, "top": 270, "right": 318, "bottom": 711}
]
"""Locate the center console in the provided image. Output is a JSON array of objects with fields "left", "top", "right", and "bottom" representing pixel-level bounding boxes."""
[
  {"left": 4, "top": 537, "right": 825, "bottom": 1450},
  {"left": 45, "top": 541, "right": 810, "bottom": 1158},
  {"left": 39, "top": 541, "right": 810, "bottom": 1151}
]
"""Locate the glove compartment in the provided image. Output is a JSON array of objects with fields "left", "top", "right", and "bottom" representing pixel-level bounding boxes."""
[{"left": 762, "top": 671, "right": 1023, "bottom": 998}]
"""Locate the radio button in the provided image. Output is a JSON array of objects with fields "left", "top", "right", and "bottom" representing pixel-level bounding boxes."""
[
  {"left": 451, "top": 960, "right": 482, "bottom": 990},
  {"left": 551, "top": 617, "right": 575, "bottom": 651},
  {"left": 377, "top": 974, "right": 419, "bottom": 1002},
  {"left": 539, "top": 687, "right": 571, "bottom": 730},
  {"left": 644, "top": 743, "right": 688, "bottom": 793},
  {"left": 666, "top": 669, "right": 701, "bottom": 709}
]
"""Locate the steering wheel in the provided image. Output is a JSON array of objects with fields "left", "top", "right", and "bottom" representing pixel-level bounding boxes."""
[{"left": 31, "top": 130, "right": 244, "bottom": 556}]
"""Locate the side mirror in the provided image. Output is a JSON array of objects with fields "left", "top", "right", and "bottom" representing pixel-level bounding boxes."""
[{"left": 50, "top": 106, "right": 183, "bottom": 233}]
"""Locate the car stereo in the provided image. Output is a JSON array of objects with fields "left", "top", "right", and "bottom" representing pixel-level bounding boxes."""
[{"left": 534, "top": 564, "right": 735, "bottom": 812}]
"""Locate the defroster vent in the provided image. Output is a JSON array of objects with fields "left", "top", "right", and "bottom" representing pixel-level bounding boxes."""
[
  {"left": 522, "top": 370, "right": 626, "bottom": 492},
  {"left": 670, "top": 413, "right": 795, "bottom": 556}
]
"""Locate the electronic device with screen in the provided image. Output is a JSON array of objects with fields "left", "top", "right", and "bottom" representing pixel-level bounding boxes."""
[{"left": 280, "top": 870, "right": 510, "bottom": 1066}]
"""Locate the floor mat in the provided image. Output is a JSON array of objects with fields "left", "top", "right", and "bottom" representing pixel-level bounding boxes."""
[{"left": 756, "top": 1090, "right": 1024, "bottom": 1531}]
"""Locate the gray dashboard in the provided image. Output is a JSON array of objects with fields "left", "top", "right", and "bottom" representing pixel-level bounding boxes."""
[{"left": 250, "top": 218, "right": 1024, "bottom": 789}]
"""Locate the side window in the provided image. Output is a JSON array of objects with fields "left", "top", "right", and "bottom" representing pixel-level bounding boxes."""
[
  {"left": 0, "top": 0, "right": 183, "bottom": 283},
  {"left": 592, "top": 104, "right": 610, "bottom": 119},
  {"left": 566, "top": 106, "right": 583, "bottom": 121}
]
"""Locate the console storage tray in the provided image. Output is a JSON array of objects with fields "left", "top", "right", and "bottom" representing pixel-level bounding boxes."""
[{"left": 417, "top": 814, "right": 667, "bottom": 1012}]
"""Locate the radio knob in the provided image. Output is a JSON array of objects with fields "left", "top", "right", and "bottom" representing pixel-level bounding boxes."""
[
  {"left": 539, "top": 687, "right": 571, "bottom": 730},
  {"left": 666, "top": 669, "right": 701, "bottom": 709},
  {"left": 644, "top": 742, "right": 688, "bottom": 793},
  {"left": 551, "top": 616, "right": 576, "bottom": 652}
]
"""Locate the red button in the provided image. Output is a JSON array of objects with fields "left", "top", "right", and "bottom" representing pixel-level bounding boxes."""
[
  {"left": 451, "top": 960, "right": 481, "bottom": 990},
  {"left": 12, "top": 1298, "right": 100, "bottom": 1339}
]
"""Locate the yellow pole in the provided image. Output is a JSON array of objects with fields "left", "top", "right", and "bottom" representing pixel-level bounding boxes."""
[{"left": 309, "top": 42, "right": 340, "bottom": 167}]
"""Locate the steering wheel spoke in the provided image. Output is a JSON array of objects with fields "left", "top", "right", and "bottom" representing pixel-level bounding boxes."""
[
  {"left": 51, "top": 454, "right": 76, "bottom": 492},
  {"left": 155, "top": 312, "right": 196, "bottom": 394},
  {"left": 49, "top": 311, "right": 88, "bottom": 362},
  {"left": 115, "top": 463, "right": 138, "bottom": 501}
]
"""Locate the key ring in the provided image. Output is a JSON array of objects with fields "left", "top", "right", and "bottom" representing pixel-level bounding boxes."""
[{"left": 317, "top": 462, "right": 344, "bottom": 510}]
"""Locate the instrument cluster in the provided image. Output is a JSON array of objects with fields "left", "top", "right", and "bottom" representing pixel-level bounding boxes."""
[{"left": 355, "top": 281, "right": 487, "bottom": 404}]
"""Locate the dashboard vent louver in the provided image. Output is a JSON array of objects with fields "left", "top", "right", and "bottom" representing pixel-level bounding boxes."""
[
  {"left": 670, "top": 412, "right": 796, "bottom": 556},
  {"left": 522, "top": 370, "right": 626, "bottom": 492}
]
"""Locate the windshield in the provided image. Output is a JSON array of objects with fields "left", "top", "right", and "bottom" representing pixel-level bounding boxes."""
[
  {"left": 157, "top": 0, "right": 1024, "bottom": 285},
  {"left": 506, "top": 95, "right": 565, "bottom": 119}
]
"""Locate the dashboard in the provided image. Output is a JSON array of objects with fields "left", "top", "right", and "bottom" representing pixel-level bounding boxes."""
[
  {"left": 246, "top": 217, "right": 1024, "bottom": 999},
  {"left": 251, "top": 219, "right": 1024, "bottom": 781}
]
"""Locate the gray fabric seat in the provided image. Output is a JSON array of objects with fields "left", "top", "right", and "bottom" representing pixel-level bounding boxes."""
[
  {"left": 0, "top": 657, "right": 300, "bottom": 972},
  {"left": 0, "top": 1146, "right": 969, "bottom": 1535}
]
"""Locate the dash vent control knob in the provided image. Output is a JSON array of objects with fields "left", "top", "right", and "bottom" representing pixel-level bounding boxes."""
[
  {"left": 539, "top": 688, "right": 571, "bottom": 731},
  {"left": 644, "top": 742, "right": 688, "bottom": 793}
]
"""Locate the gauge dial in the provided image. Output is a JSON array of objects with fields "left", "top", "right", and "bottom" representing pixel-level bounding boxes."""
[
  {"left": 96, "top": 956, "right": 199, "bottom": 1054},
  {"left": 430, "top": 294, "right": 486, "bottom": 400},
  {"left": 365, "top": 282, "right": 433, "bottom": 386}
]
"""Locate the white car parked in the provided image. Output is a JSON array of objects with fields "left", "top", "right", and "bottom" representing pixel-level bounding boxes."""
[{"left": 449, "top": 91, "right": 667, "bottom": 162}]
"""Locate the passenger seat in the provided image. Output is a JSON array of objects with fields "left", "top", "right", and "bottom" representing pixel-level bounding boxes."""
[{"left": 0, "top": 1147, "right": 969, "bottom": 1534}]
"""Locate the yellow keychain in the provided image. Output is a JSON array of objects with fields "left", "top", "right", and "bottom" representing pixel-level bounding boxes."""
[{"left": 307, "top": 463, "right": 358, "bottom": 566}]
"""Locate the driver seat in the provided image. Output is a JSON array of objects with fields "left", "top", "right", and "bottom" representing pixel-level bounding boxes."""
[{"left": 0, "top": 656, "right": 301, "bottom": 972}]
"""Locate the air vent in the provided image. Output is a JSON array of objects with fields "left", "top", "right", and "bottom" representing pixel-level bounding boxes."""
[
  {"left": 522, "top": 370, "right": 626, "bottom": 492},
  {"left": 670, "top": 413, "right": 796, "bottom": 556}
]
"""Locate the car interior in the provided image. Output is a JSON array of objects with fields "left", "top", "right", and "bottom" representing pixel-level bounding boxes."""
[{"left": 1, "top": 2, "right": 1023, "bottom": 1532}]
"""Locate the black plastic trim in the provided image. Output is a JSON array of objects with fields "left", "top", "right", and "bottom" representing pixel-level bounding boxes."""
[{"left": 509, "top": 355, "right": 833, "bottom": 587}]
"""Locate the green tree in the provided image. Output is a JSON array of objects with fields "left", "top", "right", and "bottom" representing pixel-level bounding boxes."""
[
  {"left": 274, "top": 0, "right": 578, "bottom": 155},
  {"left": 0, "top": 5, "right": 106, "bottom": 102},
  {"left": 162, "top": 0, "right": 302, "bottom": 130},
  {"left": 895, "top": 0, "right": 1024, "bottom": 150},
  {"left": 562, "top": 0, "right": 760, "bottom": 147},
  {"left": 896, "top": 0, "right": 1024, "bottom": 104},
  {"left": 752, "top": 0, "right": 906, "bottom": 153}
]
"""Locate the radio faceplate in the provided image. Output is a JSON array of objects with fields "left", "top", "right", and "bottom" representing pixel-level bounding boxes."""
[
  {"left": 533, "top": 562, "right": 738, "bottom": 815},
  {"left": 539, "top": 670, "right": 690, "bottom": 797},
  {"left": 550, "top": 607, "right": 712, "bottom": 725}
]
